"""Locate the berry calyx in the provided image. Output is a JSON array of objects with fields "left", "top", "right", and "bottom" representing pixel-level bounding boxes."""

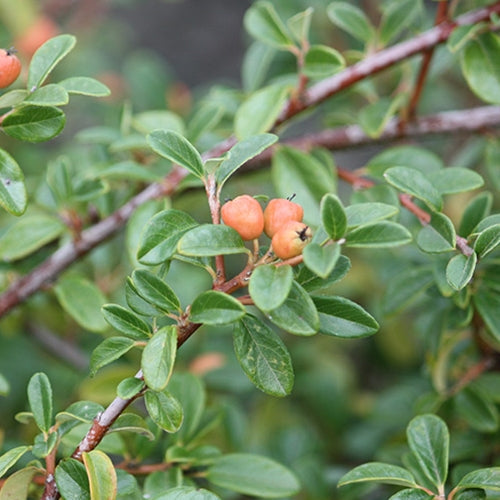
[
  {"left": 271, "top": 221, "right": 312, "bottom": 260},
  {"left": 221, "top": 195, "right": 264, "bottom": 241},
  {"left": 264, "top": 196, "right": 304, "bottom": 238},
  {"left": 0, "top": 48, "right": 21, "bottom": 89}
]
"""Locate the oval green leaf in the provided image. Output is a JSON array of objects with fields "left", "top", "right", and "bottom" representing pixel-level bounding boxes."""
[
  {"left": 326, "top": 2, "right": 375, "bottom": 43},
  {"left": 27, "top": 372, "right": 53, "bottom": 433},
  {"left": 321, "top": 193, "right": 347, "bottom": 240},
  {"left": 417, "top": 212, "right": 456, "bottom": 254},
  {"left": 456, "top": 467, "right": 500, "bottom": 492},
  {"left": 427, "top": 167, "right": 484, "bottom": 195},
  {"left": 0, "top": 446, "right": 31, "bottom": 479},
  {"left": 190, "top": 291, "right": 246, "bottom": 325},
  {"left": 24, "top": 84, "right": 69, "bottom": 106},
  {"left": 446, "top": 252, "right": 477, "bottom": 291},
  {"left": 474, "top": 224, "right": 500, "bottom": 259},
  {"left": 89, "top": 337, "right": 136, "bottom": 377},
  {"left": 82, "top": 450, "right": 117, "bottom": 500},
  {"left": 473, "top": 288, "right": 500, "bottom": 342},
  {"left": 303, "top": 44, "right": 345, "bottom": 78},
  {"left": 345, "top": 202, "right": 399, "bottom": 229},
  {"left": 346, "top": 221, "right": 412, "bottom": 248},
  {"left": 55, "top": 458, "right": 90, "bottom": 500},
  {"left": 249, "top": 264, "right": 293, "bottom": 312},
  {"left": 58, "top": 76, "right": 111, "bottom": 97},
  {"left": 144, "top": 389, "right": 183, "bottom": 433},
  {"left": 302, "top": 243, "right": 340, "bottom": 279},
  {"left": 132, "top": 269, "right": 181, "bottom": 314},
  {"left": 101, "top": 304, "right": 151, "bottom": 340},
  {"left": 338, "top": 462, "right": 417, "bottom": 488}
]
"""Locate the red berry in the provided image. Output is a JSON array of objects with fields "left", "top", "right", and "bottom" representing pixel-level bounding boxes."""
[
  {"left": 221, "top": 195, "right": 264, "bottom": 241},
  {"left": 264, "top": 197, "right": 304, "bottom": 238},
  {"left": 0, "top": 48, "right": 21, "bottom": 89},
  {"left": 271, "top": 221, "right": 312, "bottom": 260}
]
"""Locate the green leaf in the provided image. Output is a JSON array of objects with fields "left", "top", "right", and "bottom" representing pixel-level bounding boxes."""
[
  {"left": 459, "top": 192, "right": 492, "bottom": 237},
  {"left": 0, "top": 446, "right": 31, "bottom": 478},
  {"left": 0, "top": 374, "right": 9, "bottom": 396},
  {"left": 99, "top": 160, "right": 161, "bottom": 183},
  {"left": 125, "top": 278, "right": 159, "bottom": 317},
  {"left": 406, "top": 414, "right": 449, "bottom": 490},
  {"left": 346, "top": 221, "right": 412, "bottom": 248},
  {"left": 338, "top": 462, "right": 417, "bottom": 488},
  {"left": 384, "top": 166, "right": 442, "bottom": 211},
  {"left": 144, "top": 389, "right": 183, "bottom": 433},
  {"left": 446, "top": 253, "right": 477, "bottom": 291},
  {"left": 474, "top": 224, "right": 500, "bottom": 259},
  {"left": 154, "top": 486, "right": 221, "bottom": 499},
  {"left": 302, "top": 243, "right": 340, "bottom": 279},
  {"left": 216, "top": 133, "right": 277, "bottom": 189},
  {"left": 244, "top": 1, "right": 295, "bottom": 49},
  {"left": 379, "top": 0, "right": 422, "bottom": 45},
  {"left": 345, "top": 202, "right": 399, "bottom": 228},
  {"left": 207, "top": 453, "right": 300, "bottom": 498},
  {"left": 298, "top": 254, "right": 351, "bottom": 292},
  {"left": 427, "top": 168, "right": 484, "bottom": 195},
  {"left": 0, "top": 467, "right": 38, "bottom": 500},
  {"left": 272, "top": 146, "right": 336, "bottom": 224},
  {"left": 0, "top": 149, "right": 26, "bottom": 216},
  {"left": 138, "top": 209, "right": 198, "bottom": 265},
  {"left": 110, "top": 413, "right": 155, "bottom": 440},
  {"left": 90, "top": 337, "right": 136, "bottom": 376},
  {"left": 234, "top": 314, "right": 294, "bottom": 397},
  {"left": 0, "top": 89, "right": 28, "bottom": 108},
  {"left": 417, "top": 212, "right": 456, "bottom": 254},
  {"left": 32, "top": 431, "right": 58, "bottom": 459},
  {"left": 27, "top": 372, "right": 53, "bottom": 433},
  {"left": 82, "top": 450, "right": 117, "bottom": 500},
  {"left": 24, "top": 84, "right": 69, "bottom": 106},
  {"left": 359, "top": 96, "right": 404, "bottom": 139},
  {"left": 132, "top": 269, "right": 181, "bottom": 314},
  {"left": 0, "top": 214, "right": 66, "bottom": 261},
  {"left": 321, "top": 193, "right": 347, "bottom": 240},
  {"left": 133, "top": 110, "right": 185, "bottom": 136},
  {"left": 102, "top": 304, "right": 151, "bottom": 340},
  {"left": 326, "top": 2, "right": 375, "bottom": 43},
  {"left": 389, "top": 488, "right": 434, "bottom": 500},
  {"left": 235, "top": 83, "right": 290, "bottom": 139},
  {"left": 142, "top": 327, "right": 178, "bottom": 392},
  {"left": 28, "top": 34, "right": 76, "bottom": 89},
  {"left": 56, "top": 401, "right": 104, "bottom": 426},
  {"left": 187, "top": 104, "right": 224, "bottom": 143},
  {"left": 249, "top": 264, "right": 293, "bottom": 312},
  {"left": 266, "top": 281, "right": 319, "bottom": 336},
  {"left": 313, "top": 295, "right": 378, "bottom": 338},
  {"left": 58, "top": 76, "right": 111, "bottom": 96},
  {"left": 147, "top": 130, "right": 204, "bottom": 178},
  {"left": 55, "top": 458, "right": 90, "bottom": 500},
  {"left": 177, "top": 224, "right": 247, "bottom": 257},
  {"left": 455, "top": 387, "right": 499, "bottom": 433},
  {"left": 116, "top": 377, "right": 145, "bottom": 400},
  {"left": 189, "top": 291, "right": 246, "bottom": 325},
  {"left": 287, "top": 7, "right": 313, "bottom": 44},
  {"left": 303, "top": 44, "right": 345, "bottom": 78},
  {"left": 461, "top": 33, "right": 500, "bottom": 104},
  {"left": 2, "top": 105, "right": 66, "bottom": 142},
  {"left": 447, "top": 23, "right": 486, "bottom": 53},
  {"left": 54, "top": 274, "right": 108, "bottom": 333},
  {"left": 456, "top": 467, "right": 500, "bottom": 492},
  {"left": 473, "top": 288, "right": 500, "bottom": 342},
  {"left": 382, "top": 267, "right": 434, "bottom": 314}
]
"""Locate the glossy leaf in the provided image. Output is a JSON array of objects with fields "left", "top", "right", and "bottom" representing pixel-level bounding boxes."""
[
  {"left": 389, "top": 489, "right": 434, "bottom": 500},
  {"left": 56, "top": 401, "right": 104, "bottom": 426},
  {"left": 427, "top": 168, "right": 484, "bottom": 195},
  {"left": 303, "top": 44, "right": 345, "bottom": 78},
  {"left": 455, "top": 387, "right": 499, "bottom": 433},
  {"left": 110, "top": 413, "right": 155, "bottom": 440},
  {"left": 125, "top": 278, "right": 159, "bottom": 317},
  {"left": 249, "top": 264, "right": 293, "bottom": 312},
  {"left": 446, "top": 253, "right": 477, "bottom": 291},
  {"left": 244, "top": 1, "right": 295, "bottom": 49},
  {"left": 54, "top": 274, "right": 108, "bottom": 332},
  {"left": 177, "top": 224, "right": 247, "bottom": 256},
  {"left": 234, "top": 314, "right": 294, "bottom": 397},
  {"left": 0, "top": 467, "right": 38, "bottom": 500},
  {"left": 235, "top": 83, "right": 290, "bottom": 139},
  {"left": 313, "top": 295, "right": 378, "bottom": 338},
  {"left": 132, "top": 269, "right": 181, "bottom": 314},
  {"left": 0, "top": 214, "right": 65, "bottom": 261},
  {"left": 456, "top": 467, "right": 500, "bottom": 492},
  {"left": 90, "top": 337, "right": 136, "bottom": 376},
  {"left": 461, "top": 33, "right": 500, "bottom": 104},
  {"left": 297, "top": 254, "right": 351, "bottom": 292},
  {"left": 2, "top": 105, "right": 66, "bottom": 142},
  {"left": 384, "top": 166, "right": 442, "bottom": 211},
  {"left": 474, "top": 224, "right": 500, "bottom": 259},
  {"left": 406, "top": 414, "right": 449, "bottom": 490},
  {"left": 326, "top": 2, "right": 375, "bottom": 43},
  {"left": 144, "top": 389, "right": 183, "bottom": 433},
  {"left": 473, "top": 288, "right": 500, "bottom": 342},
  {"left": 102, "top": 304, "right": 151, "bottom": 340},
  {"left": 116, "top": 377, "right": 145, "bottom": 400},
  {"left": 0, "top": 89, "right": 28, "bottom": 108},
  {"left": 142, "top": 327, "right": 178, "bottom": 392},
  {"left": 345, "top": 202, "right": 398, "bottom": 229},
  {"left": 147, "top": 130, "right": 204, "bottom": 178},
  {"left": 321, "top": 193, "right": 347, "bottom": 240},
  {"left": 207, "top": 453, "right": 300, "bottom": 498},
  {"left": 55, "top": 458, "right": 90, "bottom": 500},
  {"left": 190, "top": 291, "right": 246, "bottom": 325},
  {"left": 379, "top": 0, "right": 422, "bottom": 45},
  {"left": 28, "top": 34, "right": 76, "bottom": 89},
  {"left": 0, "top": 446, "right": 31, "bottom": 478},
  {"left": 138, "top": 209, "right": 198, "bottom": 265},
  {"left": 302, "top": 243, "right": 340, "bottom": 279},
  {"left": 346, "top": 221, "right": 412, "bottom": 248},
  {"left": 27, "top": 372, "right": 53, "bottom": 433},
  {"left": 82, "top": 450, "right": 117, "bottom": 500},
  {"left": 417, "top": 212, "right": 456, "bottom": 254},
  {"left": 0, "top": 149, "right": 26, "bottom": 215},
  {"left": 216, "top": 133, "right": 277, "bottom": 188},
  {"left": 58, "top": 76, "right": 111, "bottom": 96},
  {"left": 338, "top": 462, "right": 417, "bottom": 488},
  {"left": 266, "top": 281, "right": 319, "bottom": 336},
  {"left": 24, "top": 84, "right": 69, "bottom": 106},
  {"left": 459, "top": 192, "right": 492, "bottom": 237}
]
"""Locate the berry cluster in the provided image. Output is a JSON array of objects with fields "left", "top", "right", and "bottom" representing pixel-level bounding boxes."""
[{"left": 221, "top": 195, "right": 311, "bottom": 261}]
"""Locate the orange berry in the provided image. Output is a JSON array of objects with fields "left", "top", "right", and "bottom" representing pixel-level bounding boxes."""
[
  {"left": 271, "top": 221, "right": 312, "bottom": 260},
  {"left": 264, "top": 197, "right": 304, "bottom": 238},
  {"left": 0, "top": 48, "right": 21, "bottom": 88},
  {"left": 221, "top": 195, "right": 264, "bottom": 241}
]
